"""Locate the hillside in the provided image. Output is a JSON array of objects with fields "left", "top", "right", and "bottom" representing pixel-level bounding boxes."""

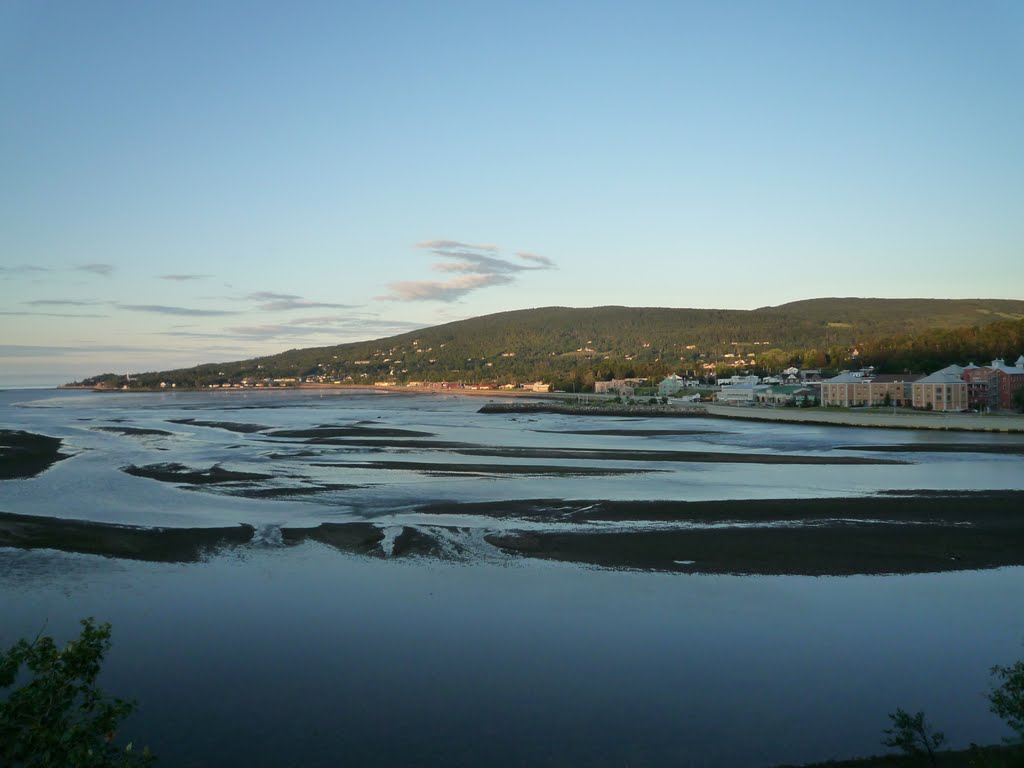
[{"left": 71, "top": 298, "right": 1024, "bottom": 390}]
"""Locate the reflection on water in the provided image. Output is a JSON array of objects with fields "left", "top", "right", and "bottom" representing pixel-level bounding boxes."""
[
  {"left": 2, "top": 389, "right": 1023, "bottom": 766},
  {"left": 1, "top": 545, "right": 1021, "bottom": 768}
]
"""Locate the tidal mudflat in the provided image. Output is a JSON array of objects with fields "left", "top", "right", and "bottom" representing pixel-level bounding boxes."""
[{"left": 2, "top": 388, "right": 1023, "bottom": 767}]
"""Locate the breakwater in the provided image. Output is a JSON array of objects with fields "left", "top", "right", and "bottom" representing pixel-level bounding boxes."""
[{"left": 477, "top": 401, "right": 707, "bottom": 417}]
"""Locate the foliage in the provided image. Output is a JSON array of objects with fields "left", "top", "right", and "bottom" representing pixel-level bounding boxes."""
[
  {"left": 0, "top": 618, "right": 154, "bottom": 768},
  {"left": 68, "top": 299, "right": 1024, "bottom": 390},
  {"left": 989, "top": 660, "right": 1024, "bottom": 741},
  {"left": 882, "top": 708, "right": 945, "bottom": 767}
]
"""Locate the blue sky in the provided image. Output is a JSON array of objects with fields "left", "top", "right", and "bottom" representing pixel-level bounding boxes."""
[{"left": 2, "top": 1, "right": 1022, "bottom": 386}]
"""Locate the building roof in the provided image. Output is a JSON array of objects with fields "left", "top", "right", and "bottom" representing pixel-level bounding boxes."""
[
  {"left": 824, "top": 372, "right": 868, "bottom": 384},
  {"left": 871, "top": 374, "right": 923, "bottom": 383},
  {"left": 991, "top": 358, "right": 1024, "bottom": 375},
  {"left": 916, "top": 370, "right": 966, "bottom": 385}
]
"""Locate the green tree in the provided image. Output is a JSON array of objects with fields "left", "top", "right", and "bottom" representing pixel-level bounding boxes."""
[
  {"left": 883, "top": 708, "right": 945, "bottom": 767},
  {"left": 989, "top": 660, "right": 1024, "bottom": 742},
  {"left": 0, "top": 618, "right": 154, "bottom": 767}
]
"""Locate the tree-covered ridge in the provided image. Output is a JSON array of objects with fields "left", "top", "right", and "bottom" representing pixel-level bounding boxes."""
[
  {"left": 69, "top": 298, "right": 1024, "bottom": 390},
  {"left": 859, "top": 316, "right": 1024, "bottom": 374}
]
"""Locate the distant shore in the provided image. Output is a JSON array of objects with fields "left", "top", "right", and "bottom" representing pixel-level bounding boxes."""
[
  {"left": 54, "top": 382, "right": 1024, "bottom": 431},
  {"left": 478, "top": 399, "right": 1024, "bottom": 432},
  {"left": 701, "top": 402, "right": 1024, "bottom": 432}
]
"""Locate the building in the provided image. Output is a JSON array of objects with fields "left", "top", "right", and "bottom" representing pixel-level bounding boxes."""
[
  {"left": 820, "top": 372, "right": 921, "bottom": 407},
  {"left": 594, "top": 378, "right": 646, "bottom": 396},
  {"left": 820, "top": 372, "right": 871, "bottom": 407},
  {"left": 911, "top": 365, "right": 968, "bottom": 412},
  {"left": 962, "top": 357, "right": 1024, "bottom": 410},
  {"left": 757, "top": 385, "right": 815, "bottom": 406},
  {"left": 658, "top": 374, "right": 685, "bottom": 396},
  {"left": 716, "top": 384, "right": 768, "bottom": 403},
  {"left": 717, "top": 374, "right": 760, "bottom": 386},
  {"left": 864, "top": 374, "right": 921, "bottom": 406},
  {"left": 962, "top": 363, "right": 998, "bottom": 410}
]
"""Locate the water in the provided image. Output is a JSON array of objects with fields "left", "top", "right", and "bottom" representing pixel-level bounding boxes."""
[{"left": 2, "top": 388, "right": 1023, "bottom": 766}]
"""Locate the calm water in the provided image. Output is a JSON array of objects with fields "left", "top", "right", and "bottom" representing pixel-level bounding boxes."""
[{"left": 2, "top": 388, "right": 1023, "bottom": 766}]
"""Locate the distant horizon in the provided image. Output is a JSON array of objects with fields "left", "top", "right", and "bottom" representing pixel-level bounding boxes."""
[{"left": 7, "top": 294, "right": 1021, "bottom": 389}]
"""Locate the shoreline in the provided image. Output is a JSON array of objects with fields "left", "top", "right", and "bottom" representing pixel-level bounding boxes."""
[
  {"left": 479, "top": 399, "right": 1024, "bottom": 432},
  {"left": 45, "top": 382, "right": 1024, "bottom": 432},
  {"left": 701, "top": 402, "right": 1024, "bottom": 432}
]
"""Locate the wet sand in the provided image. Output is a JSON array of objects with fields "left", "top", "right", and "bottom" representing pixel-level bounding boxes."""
[
  {"left": 123, "top": 462, "right": 275, "bottom": 484},
  {"left": 480, "top": 492, "right": 1024, "bottom": 575},
  {"left": 532, "top": 428, "right": 729, "bottom": 436},
  {"left": 3, "top": 491, "right": 1023, "bottom": 575},
  {"left": 311, "top": 460, "right": 658, "bottom": 476},
  {"left": 454, "top": 446, "right": 906, "bottom": 465},
  {"left": 838, "top": 442, "right": 1024, "bottom": 454},
  {"left": 0, "top": 511, "right": 254, "bottom": 562},
  {"left": 92, "top": 425, "right": 175, "bottom": 436},
  {"left": 263, "top": 425, "right": 435, "bottom": 439},
  {"left": 0, "top": 429, "right": 69, "bottom": 479},
  {"left": 169, "top": 418, "right": 270, "bottom": 433}
]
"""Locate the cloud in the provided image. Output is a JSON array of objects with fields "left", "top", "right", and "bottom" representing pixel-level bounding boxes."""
[
  {"left": 516, "top": 251, "right": 556, "bottom": 267},
  {"left": 416, "top": 239, "right": 499, "bottom": 252},
  {"left": 0, "top": 344, "right": 168, "bottom": 358},
  {"left": 226, "top": 290, "right": 357, "bottom": 312},
  {"left": 243, "top": 291, "right": 302, "bottom": 301},
  {"left": 118, "top": 304, "right": 240, "bottom": 317},
  {"left": 76, "top": 263, "right": 116, "bottom": 276},
  {"left": 0, "top": 265, "right": 47, "bottom": 276},
  {"left": 24, "top": 299, "right": 103, "bottom": 307},
  {"left": 158, "top": 274, "right": 213, "bottom": 281},
  {"left": 429, "top": 251, "right": 525, "bottom": 275},
  {"left": 159, "top": 313, "right": 426, "bottom": 343},
  {"left": 0, "top": 311, "right": 109, "bottom": 318},
  {"left": 257, "top": 299, "right": 357, "bottom": 311},
  {"left": 383, "top": 273, "right": 514, "bottom": 302},
  {"left": 380, "top": 239, "right": 555, "bottom": 302}
]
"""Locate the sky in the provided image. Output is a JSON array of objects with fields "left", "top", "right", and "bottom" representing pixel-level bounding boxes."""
[{"left": 2, "top": 1, "right": 1022, "bottom": 386}]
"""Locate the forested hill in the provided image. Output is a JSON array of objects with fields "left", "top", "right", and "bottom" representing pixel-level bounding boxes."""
[{"left": 71, "top": 298, "right": 1024, "bottom": 390}]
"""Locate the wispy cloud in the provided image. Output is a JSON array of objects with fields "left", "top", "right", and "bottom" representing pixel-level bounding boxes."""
[
  {"left": 118, "top": 304, "right": 240, "bottom": 317},
  {"left": 0, "top": 310, "right": 109, "bottom": 318},
  {"left": 516, "top": 251, "right": 556, "bottom": 267},
  {"left": 159, "top": 313, "right": 425, "bottom": 343},
  {"left": 243, "top": 291, "right": 301, "bottom": 301},
  {"left": 231, "top": 290, "right": 357, "bottom": 312},
  {"left": 416, "top": 239, "right": 499, "bottom": 252},
  {"left": 24, "top": 299, "right": 103, "bottom": 307},
  {"left": 158, "top": 274, "right": 213, "bottom": 281},
  {"left": 0, "top": 265, "right": 47, "bottom": 276},
  {"left": 76, "top": 263, "right": 116, "bottom": 276},
  {"left": 380, "top": 240, "right": 556, "bottom": 302},
  {"left": 0, "top": 344, "right": 168, "bottom": 358},
  {"left": 259, "top": 299, "right": 356, "bottom": 311},
  {"left": 385, "top": 274, "right": 515, "bottom": 302}
]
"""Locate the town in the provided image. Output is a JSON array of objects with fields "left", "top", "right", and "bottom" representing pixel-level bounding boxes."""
[{"left": 598, "top": 355, "right": 1024, "bottom": 412}]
